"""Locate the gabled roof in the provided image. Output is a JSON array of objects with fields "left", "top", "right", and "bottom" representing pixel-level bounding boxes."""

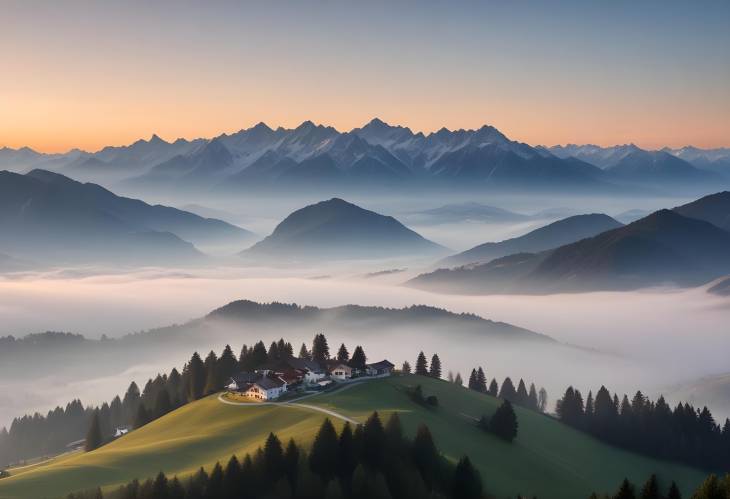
[
  {"left": 229, "top": 371, "right": 258, "bottom": 384},
  {"left": 367, "top": 360, "right": 394, "bottom": 370},
  {"left": 254, "top": 376, "right": 286, "bottom": 390},
  {"left": 286, "top": 357, "right": 324, "bottom": 373}
]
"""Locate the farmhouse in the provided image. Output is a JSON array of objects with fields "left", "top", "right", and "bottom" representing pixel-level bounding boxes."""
[
  {"left": 330, "top": 363, "right": 353, "bottom": 380},
  {"left": 366, "top": 360, "right": 395, "bottom": 377},
  {"left": 226, "top": 372, "right": 288, "bottom": 400}
]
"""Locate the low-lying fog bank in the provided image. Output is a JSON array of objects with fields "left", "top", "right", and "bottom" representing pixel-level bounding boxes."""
[{"left": 1, "top": 269, "right": 728, "bottom": 427}]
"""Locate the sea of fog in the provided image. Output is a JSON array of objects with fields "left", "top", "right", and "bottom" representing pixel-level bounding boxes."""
[{"left": 1, "top": 268, "right": 729, "bottom": 427}]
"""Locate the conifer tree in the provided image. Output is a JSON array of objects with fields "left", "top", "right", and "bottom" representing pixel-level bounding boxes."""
[
  {"left": 299, "top": 343, "right": 311, "bottom": 360},
  {"left": 447, "top": 371, "right": 454, "bottom": 383},
  {"left": 476, "top": 367, "right": 487, "bottom": 393},
  {"left": 412, "top": 424, "right": 439, "bottom": 488},
  {"left": 489, "top": 379, "right": 499, "bottom": 397},
  {"left": 468, "top": 369, "right": 478, "bottom": 390},
  {"left": 203, "top": 351, "right": 221, "bottom": 395},
  {"left": 186, "top": 352, "right": 206, "bottom": 401},
  {"left": 152, "top": 471, "right": 168, "bottom": 499},
  {"left": 263, "top": 432, "right": 284, "bottom": 481},
  {"left": 85, "top": 410, "right": 103, "bottom": 452},
  {"left": 350, "top": 346, "right": 367, "bottom": 370},
  {"left": 666, "top": 481, "right": 682, "bottom": 499},
  {"left": 361, "top": 411, "right": 386, "bottom": 468},
  {"left": 499, "top": 377, "right": 517, "bottom": 401},
  {"left": 154, "top": 389, "right": 172, "bottom": 418},
  {"left": 429, "top": 354, "right": 442, "bottom": 379},
  {"left": 614, "top": 478, "right": 636, "bottom": 499},
  {"left": 311, "top": 333, "right": 330, "bottom": 364},
  {"left": 250, "top": 341, "right": 268, "bottom": 369},
  {"left": 452, "top": 456, "right": 482, "bottom": 499},
  {"left": 415, "top": 352, "right": 429, "bottom": 376},
  {"left": 489, "top": 400, "right": 518, "bottom": 442},
  {"left": 283, "top": 438, "right": 299, "bottom": 487},
  {"left": 222, "top": 455, "right": 241, "bottom": 498},
  {"left": 639, "top": 474, "right": 660, "bottom": 499},
  {"left": 309, "top": 418, "right": 339, "bottom": 481},
  {"left": 516, "top": 379, "right": 529, "bottom": 406},
  {"left": 337, "top": 343, "right": 349, "bottom": 362},
  {"left": 218, "top": 345, "right": 239, "bottom": 383},
  {"left": 337, "top": 422, "right": 357, "bottom": 479},
  {"left": 401, "top": 361, "right": 411, "bottom": 374},
  {"left": 206, "top": 462, "right": 224, "bottom": 499},
  {"left": 454, "top": 372, "right": 463, "bottom": 386},
  {"left": 528, "top": 383, "right": 539, "bottom": 410},
  {"left": 267, "top": 341, "right": 280, "bottom": 362}
]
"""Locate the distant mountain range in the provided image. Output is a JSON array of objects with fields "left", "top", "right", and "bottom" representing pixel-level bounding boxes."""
[
  {"left": 408, "top": 192, "right": 730, "bottom": 294},
  {"left": 240, "top": 198, "right": 446, "bottom": 262},
  {"left": 438, "top": 214, "right": 623, "bottom": 268},
  {"left": 0, "top": 169, "right": 254, "bottom": 266},
  {"left": 4, "top": 119, "right": 727, "bottom": 193}
]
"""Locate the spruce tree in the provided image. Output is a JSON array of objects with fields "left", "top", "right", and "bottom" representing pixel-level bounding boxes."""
[
  {"left": 222, "top": 455, "right": 241, "bottom": 499},
  {"left": 350, "top": 346, "right": 367, "bottom": 370},
  {"left": 154, "top": 389, "right": 172, "bottom": 419},
  {"left": 454, "top": 372, "right": 463, "bottom": 386},
  {"left": 415, "top": 352, "right": 429, "bottom": 376},
  {"left": 499, "top": 377, "right": 517, "bottom": 401},
  {"left": 218, "top": 345, "right": 239, "bottom": 383},
  {"left": 267, "top": 341, "right": 280, "bottom": 362},
  {"left": 476, "top": 367, "right": 487, "bottom": 393},
  {"left": 186, "top": 352, "right": 206, "bottom": 401},
  {"left": 206, "top": 462, "right": 224, "bottom": 499},
  {"left": 152, "top": 471, "right": 168, "bottom": 499},
  {"left": 411, "top": 424, "right": 439, "bottom": 488},
  {"left": 528, "top": 383, "right": 539, "bottom": 410},
  {"left": 401, "top": 361, "right": 411, "bottom": 374},
  {"left": 639, "top": 474, "right": 660, "bottom": 499},
  {"left": 538, "top": 387, "right": 548, "bottom": 412},
  {"left": 85, "top": 410, "right": 103, "bottom": 452},
  {"left": 311, "top": 333, "right": 330, "bottom": 364},
  {"left": 489, "top": 379, "right": 499, "bottom": 397},
  {"left": 516, "top": 379, "right": 529, "bottom": 406},
  {"left": 263, "top": 432, "right": 284, "bottom": 481},
  {"left": 309, "top": 418, "right": 339, "bottom": 481},
  {"left": 614, "top": 478, "right": 636, "bottom": 499},
  {"left": 447, "top": 371, "right": 454, "bottom": 383},
  {"left": 489, "top": 400, "right": 518, "bottom": 442},
  {"left": 452, "top": 456, "right": 482, "bottom": 499},
  {"left": 361, "top": 411, "right": 386, "bottom": 468},
  {"left": 666, "top": 481, "right": 682, "bottom": 499},
  {"left": 337, "top": 422, "right": 357, "bottom": 479},
  {"left": 468, "top": 369, "right": 478, "bottom": 390},
  {"left": 299, "top": 343, "right": 311, "bottom": 360},
  {"left": 336, "top": 343, "right": 349, "bottom": 362},
  {"left": 283, "top": 438, "right": 299, "bottom": 487},
  {"left": 250, "top": 341, "right": 269, "bottom": 369},
  {"left": 429, "top": 354, "right": 442, "bottom": 379},
  {"left": 203, "top": 351, "right": 221, "bottom": 395}
]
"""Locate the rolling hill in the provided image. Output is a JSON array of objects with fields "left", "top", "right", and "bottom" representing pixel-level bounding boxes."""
[
  {"left": 0, "top": 169, "right": 254, "bottom": 265},
  {"left": 438, "top": 214, "right": 623, "bottom": 268},
  {"left": 239, "top": 198, "right": 446, "bottom": 262},
  {"left": 409, "top": 209, "right": 730, "bottom": 294},
  {"left": 673, "top": 191, "right": 730, "bottom": 231},
  {"left": 0, "top": 376, "right": 706, "bottom": 499}
]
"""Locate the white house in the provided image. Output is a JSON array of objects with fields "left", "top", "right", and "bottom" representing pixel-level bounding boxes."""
[
  {"left": 226, "top": 372, "right": 288, "bottom": 400},
  {"left": 244, "top": 376, "right": 287, "bottom": 400},
  {"left": 330, "top": 363, "right": 353, "bottom": 380}
]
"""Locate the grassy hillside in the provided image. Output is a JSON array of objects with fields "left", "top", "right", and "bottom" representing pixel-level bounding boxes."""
[{"left": 0, "top": 375, "right": 707, "bottom": 499}]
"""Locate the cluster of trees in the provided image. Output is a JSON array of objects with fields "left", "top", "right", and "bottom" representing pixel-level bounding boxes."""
[
  {"left": 1, "top": 334, "right": 372, "bottom": 464},
  {"left": 478, "top": 400, "right": 518, "bottom": 443},
  {"left": 410, "top": 385, "right": 439, "bottom": 408},
  {"left": 590, "top": 474, "right": 682, "bottom": 499},
  {"left": 299, "top": 334, "right": 368, "bottom": 371},
  {"left": 66, "top": 413, "right": 485, "bottom": 499},
  {"left": 465, "top": 367, "right": 547, "bottom": 413},
  {"left": 557, "top": 386, "right": 730, "bottom": 470},
  {"left": 403, "top": 352, "right": 442, "bottom": 379}
]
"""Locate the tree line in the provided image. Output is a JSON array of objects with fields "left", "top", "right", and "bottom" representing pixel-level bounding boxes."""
[
  {"left": 556, "top": 386, "right": 730, "bottom": 471},
  {"left": 464, "top": 365, "right": 548, "bottom": 414},
  {"left": 592, "top": 472, "right": 730, "bottom": 499},
  {"left": 1, "top": 333, "right": 367, "bottom": 465},
  {"left": 66, "top": 412, "right": 485, "bottom": 499}
]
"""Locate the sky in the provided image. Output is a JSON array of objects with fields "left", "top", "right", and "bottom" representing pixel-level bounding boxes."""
[{"left": 1, "top": 0, "right": 729, "bottom": 153}]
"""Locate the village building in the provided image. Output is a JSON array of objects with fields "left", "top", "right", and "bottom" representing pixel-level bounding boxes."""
[
  {"left": 226, "top": 372, "right": 288, "bottom": 400},
  {"left": 366, "top": 360, "right": 395, "bottom": 377},
  {"left": 330, "top": 363, "right": 353, "bottom": 380}
]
